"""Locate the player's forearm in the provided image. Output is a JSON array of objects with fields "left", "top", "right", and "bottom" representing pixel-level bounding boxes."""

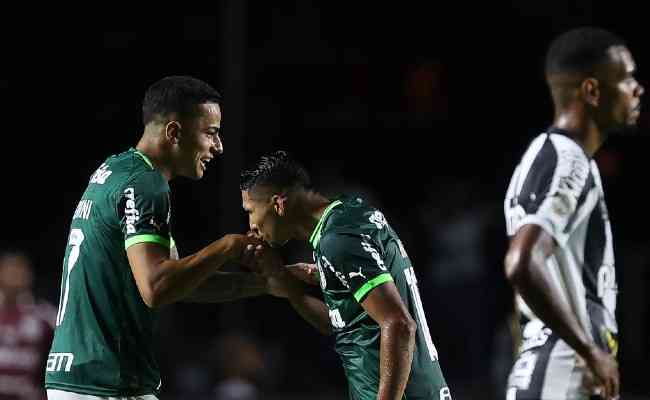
[
  {"left": 505, "top": 245, "right": 594, "bottom": 358},
  {"left": 147, "top": 235, "right": 242, "bottom": 307},
  {"left": 183, "top": 272, "right": 267, "bottom": 303},
  {"left": 377, "top": 316, "right": 416, "bottom": 400},
  {"left": 287, "top": 291, "right": 333, "bottom": 336}
]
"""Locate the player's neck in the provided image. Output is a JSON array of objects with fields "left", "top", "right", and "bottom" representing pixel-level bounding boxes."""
[
  {"left": 295, "top": 191, "right": 331, "bottom": 243},
  {"left": 553, "top": 110, "right": 604, "bottom": 156},
  {"left": 135, "top": 134, "right": 174, "bottom": 181}
]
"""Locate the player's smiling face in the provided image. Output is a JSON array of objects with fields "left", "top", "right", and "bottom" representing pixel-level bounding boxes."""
[
  {"left": 175, "top": 103, "right": 223, "bottom": 180},
  {"left": 241, "top": 189, "right": 291, "bottom": 248},
  {"left": 596, "top": 46, "right": 644, "bottom": 131}
]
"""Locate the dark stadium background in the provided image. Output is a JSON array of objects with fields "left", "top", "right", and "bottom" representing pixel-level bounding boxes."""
[{"left": 1, "top": 3, "right": 648, "bottom": 399}]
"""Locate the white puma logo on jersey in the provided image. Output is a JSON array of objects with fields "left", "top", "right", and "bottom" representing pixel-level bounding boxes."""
[{"left": 349, "top": 267, "right": 366, "bottom": 280}]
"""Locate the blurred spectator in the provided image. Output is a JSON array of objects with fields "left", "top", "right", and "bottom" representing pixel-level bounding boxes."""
[
  {"left": 0, "top": 251, "right": 56, "bottom": 400},
  {"left": 211, "top": 332, "right": 266, "bottom": 400}
]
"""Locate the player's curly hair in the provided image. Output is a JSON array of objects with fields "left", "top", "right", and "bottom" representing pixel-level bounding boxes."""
[
  {"left": 240, "top": 151, "right": 311, "bottom": 191},
  {"left": 142, "top": 75, "right": 221, "bottom": 125},
  {"left": 545, "top": 27, "right": 626, "bottom": 78}
]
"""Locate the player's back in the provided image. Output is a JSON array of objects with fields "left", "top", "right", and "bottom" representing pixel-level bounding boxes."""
[
  {"left": 45, "top": 148, "right": 169, "bottom": 397},
  {"left": 312, "top": 196, "right": 450, "bottom": 400}
]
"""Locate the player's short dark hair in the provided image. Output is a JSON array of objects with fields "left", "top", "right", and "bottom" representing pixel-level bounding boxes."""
[
  {"left": 142, "top": 75, "right": 221, "bottom": 125},
  {"left": 545, "top": 27, "right": 626, "bottom": 78},
  {"left": 240, "top": 151, "right": 311, "bottom": 192}
]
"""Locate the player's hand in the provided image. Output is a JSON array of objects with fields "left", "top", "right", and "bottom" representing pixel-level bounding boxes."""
[
  {"left": 241, "top": 243, "right": 283, "bottom": 277},
  {"left": 285, "top": 263, "right": 319, "bottom": 286},
  {"left": 223, "top": 233, "right": 262, "bottom": 262},
  {"left": 583, "top": 345, "right": 619, "bottom": 400},
  {"left": 240, "top": 242, "right": 260, "bottom": 272}
]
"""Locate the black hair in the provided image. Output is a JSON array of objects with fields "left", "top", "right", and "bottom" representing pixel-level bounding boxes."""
[
  {"left": 545, "top": 27, "right": 626, "bottom": 78},
  {"left": 240, "top": 151, "right": 311, "bottom": 192},
  {"left": 142, "top": 75, "right": 221, "bottom": 125}
]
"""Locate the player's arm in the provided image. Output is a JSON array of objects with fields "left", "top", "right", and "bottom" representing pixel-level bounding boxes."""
[
  {"left": 127, "top": 233, "right": 257, "bottom": 308},
  {"left": 504, "top": 225, "right": 618, "bottom": 398},
  {"left": 285, "top": 262, "right": 320, "bottom": 285},
  {"left": 361, "top": 282, "right": 416, "bottom": 400},
  {"left": 247, "top": 245, "right": 332, "bottom": 335},
  {"left": 183, "top": 272, "right": 267, "bottom": 303},
  {"left": 284, "top": 285, "right": 332, "bottom": 336},
  {"left": 504, "top": 225, "right": 593, "bottom": 354}
]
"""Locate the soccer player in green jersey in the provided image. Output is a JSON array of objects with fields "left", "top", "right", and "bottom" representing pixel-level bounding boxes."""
[
  {"left": 45, "top": 76, "right": 271, "bottom": 399},
  {"left": 239, "top": 151, "right": 451, "bottom": 400}
]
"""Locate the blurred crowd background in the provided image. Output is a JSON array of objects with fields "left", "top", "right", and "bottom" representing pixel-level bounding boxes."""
[{"left": 1, "top": 3, "right": 648, "bottom": 399}]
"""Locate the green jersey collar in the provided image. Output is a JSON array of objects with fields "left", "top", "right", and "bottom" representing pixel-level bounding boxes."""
[
  {"left": 309, "top": 200, "right": 343, "bottom": 249},
  {"left": 132, "top": 148, "right": 154, "bottom": 170}
]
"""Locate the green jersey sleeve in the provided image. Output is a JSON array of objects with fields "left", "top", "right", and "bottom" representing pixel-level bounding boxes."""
[
  {"left": 319, "top": 232, "right": 393, "bottom": 303},
  {"left": 117, "top": 172, "right": 172, "bottom": 250}
]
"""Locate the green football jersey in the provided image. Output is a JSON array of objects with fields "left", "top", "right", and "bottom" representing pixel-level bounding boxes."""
[
  {"left": 310, "top": 196, "right": 451, "bottom": 400},
  {"left": 45, "top": 148, "right": 174, "bottom": 397}
]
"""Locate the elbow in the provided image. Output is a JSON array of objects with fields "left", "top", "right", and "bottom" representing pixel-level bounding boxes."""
[
  {"left": 406, "top": 316, "right": 417, "bottom": 338},
  {"left": 140, "top": 288, "right": 159, "bottom": 309},
  {"left": 384, "top": 314, "right": 417, "bottom": 340},
  {"left": 504, "top": 248, "right": 530, "bottom": 286},
  {"left": 142, "top": 293, "right": 162, "bottom": 309},
  {"left": 139, "top": 281, "right": 168, "bottom": 309}
]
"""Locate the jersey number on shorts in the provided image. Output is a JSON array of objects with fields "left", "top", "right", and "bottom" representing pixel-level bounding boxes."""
[
  {"left": 56, "top": 228, "right": 85, "bottom": 326},
  {"left": 404, "top": 267, "right": 439, "bottom": 361}
]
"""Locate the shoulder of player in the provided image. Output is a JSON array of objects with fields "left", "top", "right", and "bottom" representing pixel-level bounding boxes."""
[
  {"left": 542, "top": 134, "right": 593, "bottom": 197},
  {"left": 546, "top": 133, "right": 590, "bottom": 167},
  {"left": 519, "top": 133, "right": 590, "bottom": 180},
  {"left": 319, "top": 230, "right": 357, "bottom": 253},
  {"left": 326, "top": 199, "right": 379, "bottom": 228},
  {"left": 319, "top": 227, "right": 380, "bottom": 258},
  {"left": 112, "top": 151, "right": 167, "bottom": 193},
  {"left": 124, "top": 169, "right": 167, "bottom": 190},
  {"left": 88, "top": 150, "right": 158, "bottom": 188}
]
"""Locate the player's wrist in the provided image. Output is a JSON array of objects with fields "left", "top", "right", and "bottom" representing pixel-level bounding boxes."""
[
  {"left": 221, "top": 234, "right": 246, "bottom": 260},
  {"left": 580, "top": 342, "right": 603, "bottom": 364}
]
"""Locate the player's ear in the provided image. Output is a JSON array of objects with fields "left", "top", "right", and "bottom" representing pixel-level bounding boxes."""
[
  {"left": 165, "top": 121, "right": 182, "bottom": 144},
  {"left": 272, "top": 193, "right": 288, "bottom": 217},
  {"left": 581, "top": 78, "right": 600, "bottom": 107}
]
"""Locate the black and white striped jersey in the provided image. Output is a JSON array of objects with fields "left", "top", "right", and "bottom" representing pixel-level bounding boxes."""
[{"left": 504, "top": 127, "right": 618, "bottom": 352}]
